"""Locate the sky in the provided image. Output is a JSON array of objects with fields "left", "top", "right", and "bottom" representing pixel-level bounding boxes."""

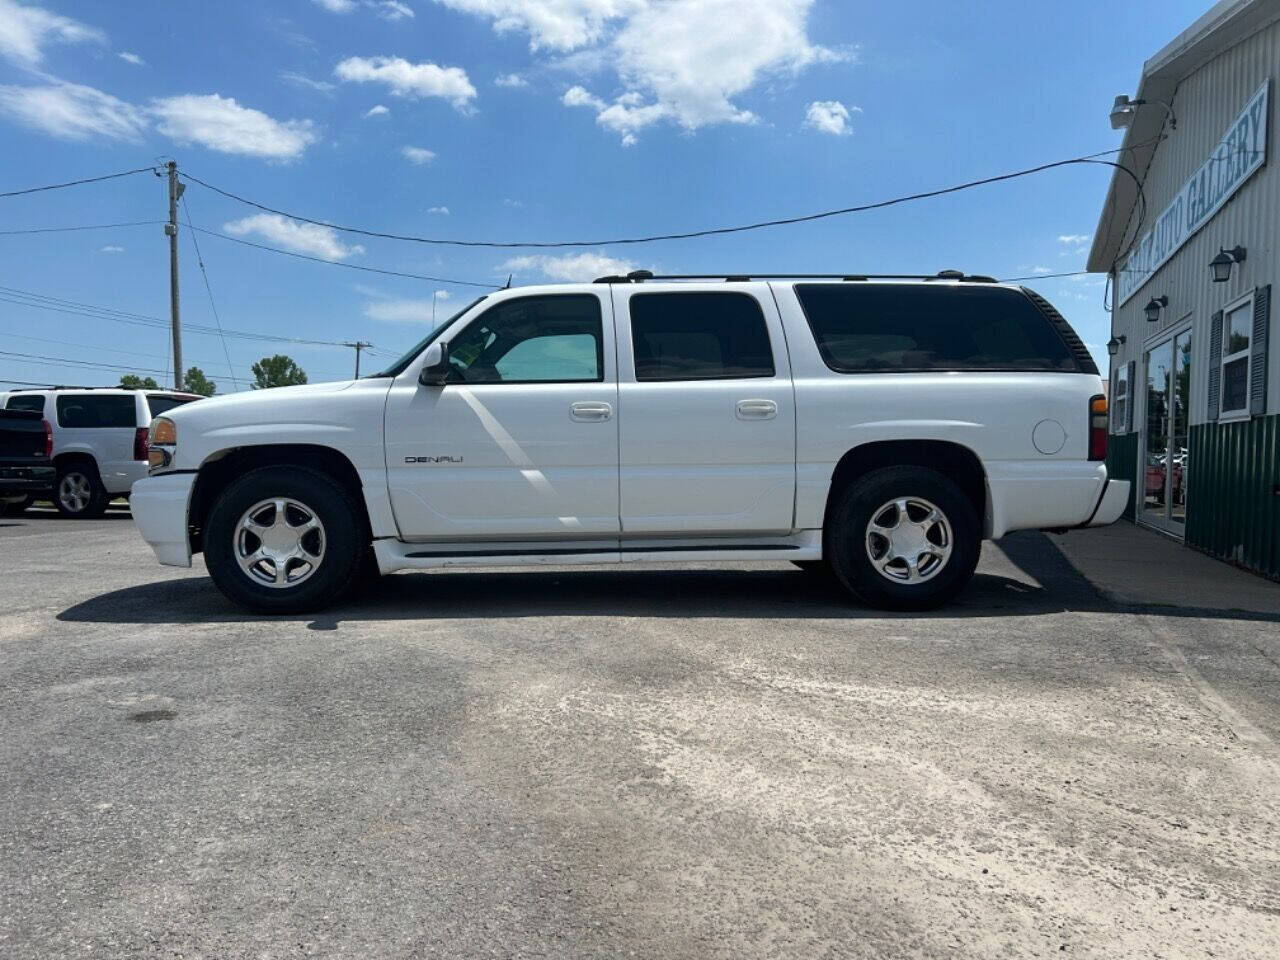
[{"left": 0, "top": 0, "right": 1212, "bottom": 392}]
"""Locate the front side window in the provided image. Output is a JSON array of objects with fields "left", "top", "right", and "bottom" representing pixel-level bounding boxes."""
[
  {"left": 5, "top": 394, "right": 45, "bottom": 413},
  {"left": 445, "top": 295, "right": 603, "bottom": 384},
  {"left": 629, "top": 292, "right": 775, "bottom": 381},
  {"left": 795, "top": 284, "right": 1078, "bottom": 373},
  {"left": 1220, "top": 297, "right": 1253, "bottom": 416},
  {"left": 56, "top": 394, "right": 136, "bottom": 428},
  {"left": 146, "top": 395, "right": 198, "bottom": 417}
]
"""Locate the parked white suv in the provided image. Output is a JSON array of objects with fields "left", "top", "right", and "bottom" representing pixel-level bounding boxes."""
[
  {"left": 0, "top": 387, "right": 202, "bottom": 517},
  {"left": 132, "top": 273, "right": 1128, "bottom": 613}
]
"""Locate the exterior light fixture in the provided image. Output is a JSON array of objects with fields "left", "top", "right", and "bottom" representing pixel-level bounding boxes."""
[
  {"left": 1144, "top": 296, "right": 1168, "bottom": 323},
  {"left": 1106, "top": 335, "right": 1126, "bottom": 356},
  {"left": 1109, "top": 95, "right": 1177, "bottom": 130},
  {"left": 1210, "top": 245, "right": 1247, "bottom": 283}
]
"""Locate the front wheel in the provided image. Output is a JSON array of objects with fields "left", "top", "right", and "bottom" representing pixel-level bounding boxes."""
[
  {"left": 203, "top": 465, "right": 365, "bottom": 614},
  {"left": 826, "top": 466, "right": 980, "bottom": 611}
]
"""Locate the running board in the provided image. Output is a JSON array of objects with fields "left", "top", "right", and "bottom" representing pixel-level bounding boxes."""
[{"left": 373, "top": 531, "right": 822, "bottom": 573}]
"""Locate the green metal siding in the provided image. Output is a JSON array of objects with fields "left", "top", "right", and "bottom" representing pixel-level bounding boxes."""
[
  {"left": 1186, "top": 415, "right": 1280, "bottom": 579},
  {"left": 1106, "top": 432, "right": 1139, "bottom": 521}
]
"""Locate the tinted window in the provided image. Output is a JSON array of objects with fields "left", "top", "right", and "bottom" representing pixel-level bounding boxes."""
[
  {"left": 56, "top": 394, "right": 136, "bottom": 428},
  {"left": 5, "top": 394, "right": 45, "bottom": 412},
  {"left": 446, "top": 295, "right": 603, "bottom": 383},
  {"left": 146, "top": 394, "right": 198, "bottom": 416},
  {"left": 795, "top": 284, "right": 1078, "bottom": 373},
  {"left": 630, "top": 292, "right": 775, "bottom": 381}
]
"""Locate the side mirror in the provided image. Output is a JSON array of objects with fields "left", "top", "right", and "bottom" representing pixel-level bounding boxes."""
[{"left": 418, "top": 341, "right": 450, "bottom": 386}]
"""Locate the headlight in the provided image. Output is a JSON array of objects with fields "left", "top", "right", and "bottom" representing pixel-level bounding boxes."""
[{"left": 148, "top": 417, "right": 176, "bottom": 470}]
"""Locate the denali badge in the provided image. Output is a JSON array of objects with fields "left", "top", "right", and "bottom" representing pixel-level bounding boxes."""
[{"left": 406, "top": 456, "right": 463, "bottom": 463}]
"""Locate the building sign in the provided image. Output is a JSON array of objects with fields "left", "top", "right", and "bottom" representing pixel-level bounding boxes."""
[{"left": 1117, "top": 80, "right": 1270, "bottom": 305}]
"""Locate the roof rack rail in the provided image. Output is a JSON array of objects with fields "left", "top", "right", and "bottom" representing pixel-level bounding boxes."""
[{"left": 593, "top": 270, "right": 999, "bottom": 284}]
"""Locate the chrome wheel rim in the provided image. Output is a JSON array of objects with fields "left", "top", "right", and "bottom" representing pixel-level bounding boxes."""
[
  {"left": 58, "top": 473, "right": 91, "bottom": 513},
  {"left": 234, "top": 498, "right": 326, "bottom": 589},
  {"left": 865, "top": 497, "right": 953, "bottom": 584}
]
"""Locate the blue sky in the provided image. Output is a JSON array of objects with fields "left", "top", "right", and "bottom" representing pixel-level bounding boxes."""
[{"left": 0, "top": 0, "right": 1210, "bottom": 391}]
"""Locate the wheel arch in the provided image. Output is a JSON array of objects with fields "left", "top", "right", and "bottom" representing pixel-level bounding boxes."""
[
  {"left": 822, "top": 439, "right": 990, "bottom": 536},
  {"left": 189, "top": 444, "right": 368, "bottom": 554}
]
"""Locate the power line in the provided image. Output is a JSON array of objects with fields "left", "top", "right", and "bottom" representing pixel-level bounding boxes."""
[
  {"left": 1001, "top": 270, "right": 1092, "bottom": 282},
  {"left": 0, "top": 166, "right": 157, "bottom": 199},
  {"left": 0, "top": 221, "right": 165, "bottom": 236},
  {"left": 0, "top": 349, "right": 173, "bottom": 377},
  {"left": 181, "top": 195, "right": 242, "bottom": 390},
  {"left": 180, "top": 145, "right": 1150, "bottom": 251},
  {"left": 3, "top": 330, "right": 237, "bottom": 368},
  {"left": 189, "top": 226, "right": 499, "bottom": 287}
]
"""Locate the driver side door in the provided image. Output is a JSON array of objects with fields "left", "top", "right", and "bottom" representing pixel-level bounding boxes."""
[{"left": 384, "top": 291, "right": 620, "bottom": 541}]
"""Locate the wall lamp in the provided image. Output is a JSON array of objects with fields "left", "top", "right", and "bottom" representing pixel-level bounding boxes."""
[
  {"left": 1210, "top": 246, "right": 1247, "bottom": 283},
  {"left": 1106, "top": 335, "right": 1126, "bottom": 356},
  {"left": 1144, "top": 296, "right": 1168, "bottom": 323},
  {"left": 1109, "top": 95, "right": 1177, "bottom": 130}
]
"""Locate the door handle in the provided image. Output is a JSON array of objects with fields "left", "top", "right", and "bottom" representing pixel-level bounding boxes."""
[
  {"left": 570, "top": 401, "right": 612, "bottom": 422},
  {"left": 736, "top": 399, "right": 777, "bottom": 420}
]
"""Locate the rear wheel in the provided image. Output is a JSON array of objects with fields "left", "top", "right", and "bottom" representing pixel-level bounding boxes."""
[
  {"left": 203, "top": 465, "right": 364, "bottom": 614},
  {"left": 55, "top": 462, "right": 109, "bottom": 519},
  {"left": 826, "top": 466, "right": 980, "bottom": 611}
]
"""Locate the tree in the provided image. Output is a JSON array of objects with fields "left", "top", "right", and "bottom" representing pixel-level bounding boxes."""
[
  {"left": 251, "top": 354, "right": 308, "bottom": 389},
  {"left": 119, "top": 374, "right": 159, "bottom": 389},
  {"left": 184, "top": 366, "right": 217, "bottom": 397}
]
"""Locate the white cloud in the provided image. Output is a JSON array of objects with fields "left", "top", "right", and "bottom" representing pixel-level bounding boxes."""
[
  {"left": 334, "top": 56, "right": 476, "bottom": 110},
  {"left": 99, "top": 245, "right": 124, "bottom": 253},
  {"left": 0, "top": 0, "right": 105, "bottom": 65},
  {"left": 1031, "top": 266, "right": 1053, "bottom": 275},
  {"left": 1058, "top": 234, "right": 1091, "bottom": 246},
  {"left": 427, "top": 205, "right": 450, "bottom": 214},
  {"left": 118, "top": 51, "right": 144, "bottom": 66},
  {"left": 313, "top": 0, "right": 414, "bottom": 17},
  {"left": 494, "top": 72, "right": 528, "bottom": 88},
  {"left": 502, "top": 252, "right": 637, "bottom": 282},
  {"left": 151, "top": 93, "right": 318, "bottom": 159},
  {"left": 365, "top": 293, "right": 453, "bottom": 323},
  {"left": 281, "top": 71, "right": 335, "bottom": 94},
  {"left": 804, "top": 99, "right": 857, "bottom": 136},
  {"left": 224, "top": 214, "right": 365, "bottom": 260},
  {"left": 448, "top": 0, "right": 844, "bottom": 144},
  {"left": 312, "top": 0, "right": 358, "bottom": 11},
  {"left": 364, "top": 103, "right": 390, "bottom": 117},
  {"left": 0, "top": 81, "right": 146, "bottom": 141},
  {"left": 401, "top": 145, "right": 436, "bottom": 164}
]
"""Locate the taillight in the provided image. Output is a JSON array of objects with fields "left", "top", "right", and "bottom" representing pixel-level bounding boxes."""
[
  {"left": 1088, "top": 395, "right": 1108, "bottom": 461},
  {"left": 134, "top": 426, "right": 149, "bottom": 461},
  {"left": 42, "top": 420, "right": 52, "bottom": 460}
]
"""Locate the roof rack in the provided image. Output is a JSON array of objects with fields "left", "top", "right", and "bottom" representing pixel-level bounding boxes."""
[{"left": 593, "top": 269, "right": 998, "bottom": 284}]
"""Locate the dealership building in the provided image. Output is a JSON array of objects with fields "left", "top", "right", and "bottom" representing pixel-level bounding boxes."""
[{"left": 1089, "top": 0, "right": 1280, "bottom": 578}]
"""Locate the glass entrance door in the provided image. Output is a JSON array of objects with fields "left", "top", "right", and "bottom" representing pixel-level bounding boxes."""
[{"left": 1141, "top": 328, "right": 1191, "bottom": 533}]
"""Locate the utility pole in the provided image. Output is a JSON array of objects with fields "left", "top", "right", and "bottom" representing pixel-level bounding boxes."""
[
  {"left": 164, "top": 161, "right": 185, "bottom": 391},
  {"left": 343, "top": 341, "right": 372, "bottom": 378}
]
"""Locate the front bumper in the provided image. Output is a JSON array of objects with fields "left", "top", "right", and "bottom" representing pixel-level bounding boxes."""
[
  {"left": 131, "top": 472, "right": 196, "bottom": 567},
  {"left": 0, "top": 464, "right": 54, "bottom": 495}
]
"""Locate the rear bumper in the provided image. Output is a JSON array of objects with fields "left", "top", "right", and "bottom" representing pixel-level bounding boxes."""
[
  {"left": 1084, "top": 478, "right": 1130, "bottom": 527},
  {"left": 0, "top": 463, "right": 54, "bottom": 495},
  {"left": 131, "top": 472, "right": 195, "bottom": 567}
]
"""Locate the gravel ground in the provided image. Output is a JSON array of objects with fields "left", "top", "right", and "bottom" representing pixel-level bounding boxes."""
[{"left": 2, "top": 507, "right": 1279, "bottom": 959}]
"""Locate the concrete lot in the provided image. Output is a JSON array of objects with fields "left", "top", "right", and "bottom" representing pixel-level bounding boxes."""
[{"left": 2, "top": 508, "right": 1279, "bottom": 959}]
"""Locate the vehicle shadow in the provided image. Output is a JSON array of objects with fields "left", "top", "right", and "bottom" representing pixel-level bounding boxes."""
[{"left": 57, "top": 532, "right": 1280, "bottom": 626}]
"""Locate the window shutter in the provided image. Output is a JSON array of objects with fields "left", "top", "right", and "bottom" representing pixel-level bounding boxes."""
[
  {"left": 1207, "top": 309, "right": 1224, "bottom": 421},
  {"left": 1126, "top": 359, "right": 1136, "bottom": 432},
  {"left": 1250, "top": 284, "right": 1270, "bottom": 416}
]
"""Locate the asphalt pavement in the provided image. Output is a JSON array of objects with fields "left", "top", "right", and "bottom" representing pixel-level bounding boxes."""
[{"left": 2, "top": 507, "right": 1279, "bottom": 959}]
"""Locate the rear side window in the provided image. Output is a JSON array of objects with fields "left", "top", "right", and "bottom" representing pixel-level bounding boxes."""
[
  {"left": 56, "top": 394, "right": 137, "bottom": 428},
  {"left": 630, "top": 292, "right": 775, "bottom": 381},
  {"left": 146, "top": 394, "right": 197, "bottom": 417},
  {"left": 5, "top": 394, "right": 45, "bottom": 412},
  {"left": 795, "top": 284, "right": 1079, "bottom": 373}
]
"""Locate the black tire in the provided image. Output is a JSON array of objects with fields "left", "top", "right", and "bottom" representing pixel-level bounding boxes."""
[
  {"left": 203, "top": 465, "right": 365, "bottom": 614},
  {"left": 826, "top": 466, "right": 980, "bottom": 611},
  {"left": 54, "top": 461, "right": 110, "bottom": 519}
]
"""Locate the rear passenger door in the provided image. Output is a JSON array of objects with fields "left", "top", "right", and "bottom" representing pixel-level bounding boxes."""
[
  {"left": 54, "top": 394, "right": 138, "bottom": 485},
  {"left": 614, "top": 285, "right": 796, "bottom": 536}
]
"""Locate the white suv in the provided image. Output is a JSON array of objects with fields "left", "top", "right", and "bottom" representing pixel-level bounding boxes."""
[
  {"left": 132, "top": 273, "right": 1128, "bottom": 613},
  {"left": 0, "top": 388, "right": 202, "bottom": 517}
]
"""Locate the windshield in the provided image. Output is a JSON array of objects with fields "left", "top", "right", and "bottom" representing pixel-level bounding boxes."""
[{"left": 368, "top": 296, "right": 489, "bottom": 378}]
